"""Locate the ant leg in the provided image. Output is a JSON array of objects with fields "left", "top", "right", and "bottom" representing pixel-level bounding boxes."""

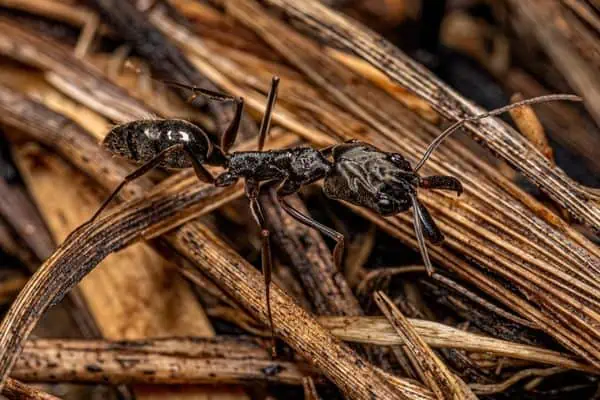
[
  {"left": 160, "top": 80, "right": 243, "bottom": 154},
  {"left": 410, "top": 195, "right": 444, "bottom": 276},
  {"left": 220, "top": 97, "right": 244, "bottom": 154},
  {"left": 106, "top": 44, "right": 131, "bottom": 81},
  {"left": 90, "top": 144, "right": 184, "bottom": 223},
  {"left": 183, "top": 147, "right": 215, "bottom": 184},
  {"left": 161, "top": 80, "right": 240, "bottom": 103},
  {"left": 419, "top": 175, "right": 463, "bottom": 195},
  {"left": 276, "top": 181, "right": 346, "bottom": 270},
  {"left": 388, "top": 153, "right": 412, "bottom": 171},
  {"left": 74, "top": 13, "right": 99, "bottom": 59},
  {"left": 321, "top": 140, "right": 359, "bottom": 154},
  {"left": 319, "top": 143, "right": 336, "bottom": 157},
  {"left": 245, "top": 179, "right": 276, "bottom": 357},
  {"left": 257, "top": 76, "right": 280, "bottom": 151}
]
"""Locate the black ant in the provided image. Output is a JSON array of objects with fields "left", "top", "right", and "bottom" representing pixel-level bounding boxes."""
[{"left": 91, "top": 76, "right": 581, "bottom": 355}]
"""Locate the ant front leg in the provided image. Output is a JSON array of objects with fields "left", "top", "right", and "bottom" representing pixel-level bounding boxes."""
[
  {"left": 410, "top": 195, "right": 444, "bottom": 276},
  {"left": 276, "top": 180, "right": 346, "bottom": 271},
  {"left": 419, "top": 175, "right": 463, "bottom": 195},
  {"left": 245, "top": 179, "right": 276, "bottom": 357}
]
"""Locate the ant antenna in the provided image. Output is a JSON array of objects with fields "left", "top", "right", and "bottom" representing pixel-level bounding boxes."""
[
  {"left": 123, "top": 60, "right": 236, "bottom": 104},
  {"left": 413, "top": 94, "right": 583, "bottom": 173}
]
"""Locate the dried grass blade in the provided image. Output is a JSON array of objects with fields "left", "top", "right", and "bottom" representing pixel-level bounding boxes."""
[{"left": 374, "top": 291, "right": 477, "bottom": 400}]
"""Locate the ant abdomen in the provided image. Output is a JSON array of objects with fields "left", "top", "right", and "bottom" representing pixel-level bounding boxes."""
[{"left": 103, "top": 119, "right": 215, "bottom": 169}]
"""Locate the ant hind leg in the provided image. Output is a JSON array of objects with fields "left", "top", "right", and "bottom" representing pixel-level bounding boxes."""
[
  {"left": 90, "top": 143, "right": 184, "bottom": 223},
  {"left": 245, "top": 179, "right": 276, "bottom": 357}
]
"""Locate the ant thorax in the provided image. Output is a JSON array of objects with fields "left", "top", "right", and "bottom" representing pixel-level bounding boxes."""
[
  {"left": 323, "top": 141, "right": 416, "bottom": 216},
  {"left": 217, "top": 147, "right": 332, "bottom": 187}
]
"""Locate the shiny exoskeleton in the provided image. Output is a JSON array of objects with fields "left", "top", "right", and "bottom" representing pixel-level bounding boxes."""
[{"left": 91, "top": 76, "right": 581, "bottom": 356}]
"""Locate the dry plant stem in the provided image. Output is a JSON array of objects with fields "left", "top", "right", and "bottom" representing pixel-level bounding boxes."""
[
  {"left": 469, "top": 366, "right": 565, "bottom": 395},
  {"left": 0, "top": 177, "right": 55, "bottom": 263},
  {"left": 303, "top": 377, "right": 322, "bottom": 400},
  {"left": 320, "top": 317, "right": 598, "bottom": 374},
  {"left": 374, "top": 292, "right": 477, "bottom": 400},
  {"left": 13, "top": 337, "right": 312, "bottom": 385},
  {"left": 2, "top": 378, "right": 61, "bottom": 400},
  {"left": 9, "top": 314, "right": 599, "bottom": 384},
  {"left": 257, "top": 0, "right": 600, "bottom": 233}
]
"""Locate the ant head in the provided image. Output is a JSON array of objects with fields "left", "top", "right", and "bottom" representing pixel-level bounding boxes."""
[{"left": 323, "top": 141, "right": 417, "bottom": 216}]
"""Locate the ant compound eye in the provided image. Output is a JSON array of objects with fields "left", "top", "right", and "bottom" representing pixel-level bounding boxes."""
[
  {"left": 389, "top": 154, "right": 412, "bottom": 171},
  {"left": 376, "top": 195, "right": 397, "bottom": 215}
]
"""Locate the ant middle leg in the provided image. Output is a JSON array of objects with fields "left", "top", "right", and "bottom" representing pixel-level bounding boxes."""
[
  {"left": 275, "top": 180, "right": 346, "bottom": 270},
  {"left": 160, "top": 80, "right": 244, "bottom": 154},
  {"left": 257, "top": 76, "right": 280, "bottom": 152},
  {"left": 419, "top": 175, "right": 463, "bottom": 195},
  {"left": 245, "top": 179, "right": 276, "bottom": 357}
]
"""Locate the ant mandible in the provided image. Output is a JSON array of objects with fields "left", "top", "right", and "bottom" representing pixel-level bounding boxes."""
[{"left": 91, "top": 76, "right": 581, "bottom": 355}]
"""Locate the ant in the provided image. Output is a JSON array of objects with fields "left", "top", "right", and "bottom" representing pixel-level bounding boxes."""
[{"left": 91, "top": 75, "right": 581, "bottom": 355}]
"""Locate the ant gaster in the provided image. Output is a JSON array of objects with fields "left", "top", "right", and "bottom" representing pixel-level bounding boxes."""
[{"left": 92, "top": 76, "right": 581, "bottom": 356}]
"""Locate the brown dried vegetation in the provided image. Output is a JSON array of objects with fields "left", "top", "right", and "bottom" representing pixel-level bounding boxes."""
[{"left": 0, "top": 0, "right": 598, "bottom": 399}]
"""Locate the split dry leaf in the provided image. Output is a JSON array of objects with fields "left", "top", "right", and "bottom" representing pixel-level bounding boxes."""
[
  {"left": 374, "top": 291, "right": 477, "bottom": 400},
  {"left": 303, "top": 377, "right": 323, "bottom": 400}
]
